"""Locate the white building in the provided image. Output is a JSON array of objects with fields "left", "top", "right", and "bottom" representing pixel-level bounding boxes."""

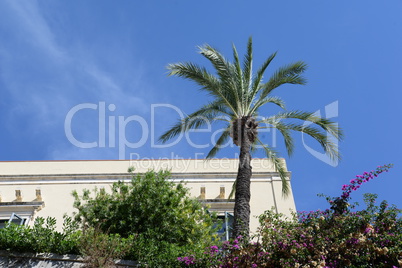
[{"left": 0, "top": 158, "right": 296, "bottom": 235}]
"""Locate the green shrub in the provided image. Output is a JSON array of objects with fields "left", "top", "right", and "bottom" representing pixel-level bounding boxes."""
[
  {"left": 73, "top": 169, "right": 218, "bottom": 266},
  {"left": 0, "top": 215, "right": 81, "bottom": 255},
  {"left": 79, "top": 226, "right": 134, "bottom": 268}
]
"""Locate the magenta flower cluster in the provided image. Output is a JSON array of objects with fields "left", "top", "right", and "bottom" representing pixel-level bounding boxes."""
[
  {"left": 339, "top": 164, "right": 393, "bottom": 200},
  {"left": 177, "top": 255, "right": 196, "bottom": 266},
  {"left": 177, "top": 237, "right": 256, "bottom": 267},
  {"left": 325, "top": 164, "right": 394, "bottom": 215}
]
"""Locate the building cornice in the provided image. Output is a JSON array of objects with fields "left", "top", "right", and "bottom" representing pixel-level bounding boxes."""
[{"left": 0, "top": 158, "right": 288, "bottom": 175}]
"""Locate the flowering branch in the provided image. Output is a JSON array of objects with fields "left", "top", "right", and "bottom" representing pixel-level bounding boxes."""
[{"left": 330, "top": 164, "right": 393, "bottom": 215}]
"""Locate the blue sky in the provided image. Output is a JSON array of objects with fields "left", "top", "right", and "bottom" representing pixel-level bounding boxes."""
[{"left": 0, "top": 1, "right": 401, "bottom": 213}]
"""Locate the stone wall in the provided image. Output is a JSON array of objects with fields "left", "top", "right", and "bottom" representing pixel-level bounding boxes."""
[{"left": 0, "top": 250, "right": 138, "bottom": 268}]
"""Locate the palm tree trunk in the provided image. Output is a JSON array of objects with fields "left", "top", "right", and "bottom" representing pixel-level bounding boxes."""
[{"left": 232, "top": 116, "right": 253, "bottom": 238}]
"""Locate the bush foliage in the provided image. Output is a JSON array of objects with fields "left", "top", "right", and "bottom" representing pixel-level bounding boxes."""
[
  {"left": 1, "top": 166, "right": 400, "bottom": 268},
  {"left": 79, "top": 226, "right": 134, "bottom": 268},
  {"left": 72, "top": 169, "right": 218, "bottom": 266},
  {"left": 179, "top": 164, "right": 402, "bottom": 268},
  {"left": 0, "top": 170, "right": 218, "bottom": 267},
  {"left": 0, "top": 215, "right": 80, "bottom": 255}
]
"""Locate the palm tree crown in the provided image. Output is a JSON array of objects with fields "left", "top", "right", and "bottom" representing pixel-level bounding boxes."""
[{"left": 160, "top": 37, "right": 343, "bottom": 236}]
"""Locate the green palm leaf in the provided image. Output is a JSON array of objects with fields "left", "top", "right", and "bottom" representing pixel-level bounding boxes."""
[
  {"left": 256, "top": 137, "right": 290, "bottom": 196},
  {"left": 206, "top": 127, "right": 231, "bottom": 159}
]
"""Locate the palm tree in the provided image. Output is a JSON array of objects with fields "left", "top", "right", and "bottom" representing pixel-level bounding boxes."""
[{"left": 159, "top": 37, "right": 343, "bottom": 237}]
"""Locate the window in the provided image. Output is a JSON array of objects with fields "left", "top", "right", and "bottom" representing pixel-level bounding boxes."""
[
  {"left": 0, "top": 200, "right": 44, "bottom": 229},
  {"left": 0, "top": 213, "right": 27, "bottom": 229},
  {"left": 216, "top": 212, "right": 233, "bottom": 241},
  {"left": 0, "top": 219, "right": 8, "bottom": 229}
]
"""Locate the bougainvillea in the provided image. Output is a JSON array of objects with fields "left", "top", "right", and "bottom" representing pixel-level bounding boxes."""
[
  {"left": 328, "top": 164, "right": 393, "bottom": 215},
  {"left": 178, "top": 164, "right": 402, "bottom": 268}
]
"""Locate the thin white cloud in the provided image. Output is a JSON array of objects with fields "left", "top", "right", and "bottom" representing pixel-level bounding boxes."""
[
  {"left": 4, "top": 0, "right": 66, "bottom": 61},
  {"left": 49, "top": 144, "right": 118, "bottom": 161},
  {"left": 84, "top": 64, "right": 148, "bottom": 113},
  {"left": 0, "top": 1, "right": 152, "bottom": 160}
]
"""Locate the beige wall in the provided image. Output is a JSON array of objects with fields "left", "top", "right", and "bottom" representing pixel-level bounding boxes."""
[{"left": 0, "top": 159, "right": 296, "bottom": 234}]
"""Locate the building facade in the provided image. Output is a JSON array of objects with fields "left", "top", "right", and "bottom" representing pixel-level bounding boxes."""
[{"left": 0, "top": 158, "right": 296, "bottom": 234}]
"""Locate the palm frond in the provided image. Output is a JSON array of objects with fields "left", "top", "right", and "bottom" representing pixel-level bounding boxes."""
[
  {"left": 266, "top": 110, "right": 343, "bottom": 140},
  {"left": 206, "top": 127, "right": 231, "bottom": 159},
  {"left": 249, "top": 96, "right": 286, "bottom": 115},
  {"left": 259, "top": 119, "right": 295, "bottom": 156},
  {"left": 256, "top": 137, "right": 290, "bottom": 196},
  {"left": 250, "top": 135, "right": 259, "bottom": 155},
  {"left": 261, "top": 111, "right": 343, "bottom": 161},
  {"left": 228, "top": 179, "right": 236, "bottom": 199},
  {"left": 168, "top": 61, "right": 239, "bottom": 117},
  {"left": 259, "top": 61, "right": 307, "bottom": 100},
  {"left": 159, "top": 119, "right": 185, "bottom": 143},
  {"left": 242, "top": 37, "right": 253, "bottom": 96},
  {"left": 188, "top": 100, "right": 234, "bottom": 119},
  {"left": 232, "top": 43, "right": 244, "bottom": 114},
  {"left": 307, "top": 116, "right": 343, "bottom": 141},
  {"left": 199, "top": 45, "right": 234, "bottom": 88},
  {"left": 167, "top": 62, "right": 220, "bottom": 92},
  {"left": 159, "top": 101, "right": 232, "bottom": 143},
  {"left": 289, "top": 123, "right": 341, "bottom": 161},
  {"left": 249, "top": 51, "right": 277, "bottom": 102},
  {"left": 199, "top": 45, "right": 243, "bottom": 115}
]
